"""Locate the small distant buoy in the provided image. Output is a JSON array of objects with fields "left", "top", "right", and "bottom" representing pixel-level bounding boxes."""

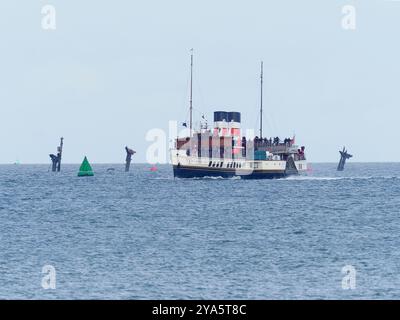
[
  {"left": 150, "top": 166, "right": 158, "bottom": 172},
  {"left": 78, "top": 156, "right": 94, "bottom": 177}
]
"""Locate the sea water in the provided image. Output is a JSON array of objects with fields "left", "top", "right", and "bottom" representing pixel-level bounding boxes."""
[{"left": 0, "top": 163, "right": 399, "bottom": 299}]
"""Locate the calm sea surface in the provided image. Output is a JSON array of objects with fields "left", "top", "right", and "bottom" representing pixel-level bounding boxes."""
[{"left": 0, "top": 163, "right": 399, "bottom": 299}]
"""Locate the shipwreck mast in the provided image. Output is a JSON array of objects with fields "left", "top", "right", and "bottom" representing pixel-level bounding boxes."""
[
  {"left": 57, "top": 137, "right": 63, "bottom": 172},
  {"left": 125, "top": 146, "right": 136, "bottom": 172},
  {"left": 337, "top": 147, "right": 352, "bottom": 171},
  {"left": 49, "top": 137, "right": 63, "bottom": 172}
]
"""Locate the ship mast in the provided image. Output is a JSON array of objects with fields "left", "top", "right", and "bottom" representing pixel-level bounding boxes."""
[
  {"left": 57, "top": 137, "right": 63, "bottom": 172},
  {"left": 190, "top": 49, "right": 194, "bottom": 137},
  {"left": 260, "top": 61, "right": 263, "bottom": 138}
]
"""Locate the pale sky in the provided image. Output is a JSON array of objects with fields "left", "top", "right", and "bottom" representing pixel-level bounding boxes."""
[{"left": 0, "top": 0, "right": 399, "bottom": 163}]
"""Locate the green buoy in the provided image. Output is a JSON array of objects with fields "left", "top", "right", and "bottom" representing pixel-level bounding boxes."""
[{"left": 78, "top": 156, "right": 94, "bottom": 177}]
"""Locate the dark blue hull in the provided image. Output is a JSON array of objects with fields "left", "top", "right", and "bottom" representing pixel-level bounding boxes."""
[{"left": 173, "top": 165, "right": 291, "bottom": 179}]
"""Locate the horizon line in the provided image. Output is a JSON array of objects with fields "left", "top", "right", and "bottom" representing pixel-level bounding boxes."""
[{"left": 2, "top": 161, "right": 400, "bottom": 165}]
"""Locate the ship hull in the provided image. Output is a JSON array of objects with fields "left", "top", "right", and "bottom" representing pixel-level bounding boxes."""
[
  {"left": 171, "top": 151, "right": 306, "bottom": 180},
  {"left": 173, "top": 165, "right": 289, "bottom": 179}
]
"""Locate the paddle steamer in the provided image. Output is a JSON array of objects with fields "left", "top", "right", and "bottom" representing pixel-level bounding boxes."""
[{"left": 171, "top": 53, "right": 307, "bottom": 179}]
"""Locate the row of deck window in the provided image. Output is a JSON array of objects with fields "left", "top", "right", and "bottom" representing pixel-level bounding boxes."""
[{"left": 208, "top": 161, "right": 242, "bottom": 169}]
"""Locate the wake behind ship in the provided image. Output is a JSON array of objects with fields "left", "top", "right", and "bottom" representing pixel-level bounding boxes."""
[{"left": 171, "top": 54, "right": 307, "bottom": 179}]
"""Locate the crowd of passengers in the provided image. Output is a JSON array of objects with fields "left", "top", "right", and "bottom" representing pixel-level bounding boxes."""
[{"left": 242, "top": 136, "right": 294, "bottom": 147}]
